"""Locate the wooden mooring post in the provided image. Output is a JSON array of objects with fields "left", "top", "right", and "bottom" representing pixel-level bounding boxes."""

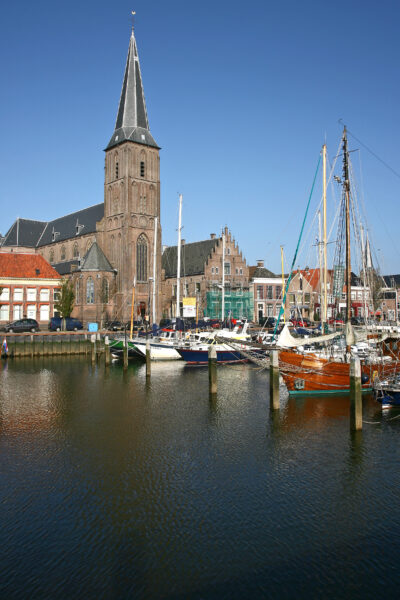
[
  {"left": 91, "top": 335, "right": 96, "bottom": 365},
  {"left": 208, "top": 345, "right": 217, "bottom": 395},
  {"left": 123, "top": 341, "right": 128, "bottom": 370},
  {"left": 269, "top": 350, "right": 280, "bottom": 410},
  {"left": 350, "top": 356, "right": 362, "bottom": 431},
  {"left": 146, "top": 339, "right": 151, "bottom": 378},
  {"left": 104, "top": 336, "right": 111, "bottom": 367}
]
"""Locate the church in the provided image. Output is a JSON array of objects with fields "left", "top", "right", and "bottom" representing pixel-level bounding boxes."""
[{"left": 1, "top": 24, "right": 162, "bottom": 326}]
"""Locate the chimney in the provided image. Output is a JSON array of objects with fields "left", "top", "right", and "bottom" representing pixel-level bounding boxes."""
[
  {"left": 257, "top": 260, "right": 264, "bottom": 268},
  {"left": 210, "top": 233, "right": 216, "bottom": 239},
  {"left": 181, "top": 239, "right": 185, "bottom": 245}
]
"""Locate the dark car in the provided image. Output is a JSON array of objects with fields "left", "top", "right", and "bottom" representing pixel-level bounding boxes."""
[
  {"left": 48, "top": 317, "right": 83, "bottom": 331},
  {"left": 351, "top": 316, "right": 363, "bottom": 325},
  {"left": 3, "top": 318, "right": 39, "bottom": 333},
  {"left": 105, "top": 320, "right": 125, "bottom": 331}
]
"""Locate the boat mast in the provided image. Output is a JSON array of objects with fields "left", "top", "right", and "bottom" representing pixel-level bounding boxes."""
[
  {"left": 343, "top": 127, "right": 352, "bottom": 324},
  {"left": 176, "top": 194, "right": 183, "bottom": 318},
  {"left": 280, "top": 245, "right": 285, "bottom": 323},
  {"left": 221, "top": 231, "right": 225, "bottom": 321},
  {"left": 322, "top": 143, "right": 328, "bottom": 328},
  {"left": 152, "top": 217, "right": 157, "bottom": 325},
  {"left": 318, "top": 210, "right": 323, "bottom": 326}
]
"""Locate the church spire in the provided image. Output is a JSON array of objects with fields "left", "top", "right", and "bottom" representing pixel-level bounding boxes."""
[{"left": 106, "top": 25, "right": 158, "bottom": 150}]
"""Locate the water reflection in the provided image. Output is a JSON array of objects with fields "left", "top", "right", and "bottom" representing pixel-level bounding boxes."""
[{"left": 1, "top": 358, "right": 399, "bottom": 599}]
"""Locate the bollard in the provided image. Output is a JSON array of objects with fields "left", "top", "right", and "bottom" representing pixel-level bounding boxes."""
[
  {"left": 104, "top": 336, "right": 111, "bottom": 366},
  {"left": 269, "top": 350, "right": 280, "bottom": 410},
  {"left": 123, "top": 341, "right": 128, "bottom": 370},
  {"left": 350, "top": 356, "right": 362, "bottom": 431},
  {"left": 208, "top": 345, "right": 217, "bottom": 395},
  {"left": 146, "top": 339, "right": 151, "bottom": 378}
]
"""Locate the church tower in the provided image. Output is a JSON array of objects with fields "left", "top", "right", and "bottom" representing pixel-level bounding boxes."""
[{"left": 102, "top": 24, "right": 162, "bottom": 322}]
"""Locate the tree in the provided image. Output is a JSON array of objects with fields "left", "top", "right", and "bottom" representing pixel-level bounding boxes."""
[{"left": 54, "top": 278, "right": 75, "bottom": 330}]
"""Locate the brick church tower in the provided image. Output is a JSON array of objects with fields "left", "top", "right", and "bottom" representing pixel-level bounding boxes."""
[{"left": 99, "top": 24, "right": 162, "bottom": 323}]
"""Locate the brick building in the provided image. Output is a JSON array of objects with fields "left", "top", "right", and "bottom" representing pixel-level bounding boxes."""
[
  {"left": 0, "top": 252, "right": 60, "bottom": 325},
  {"left": 249, "top": 261, "right": 284, "bottom": 322}
]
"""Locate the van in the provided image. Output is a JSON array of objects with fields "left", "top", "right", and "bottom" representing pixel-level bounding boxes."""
[{"left": 48, "top": 317, "right": 83, "bottom": 331}]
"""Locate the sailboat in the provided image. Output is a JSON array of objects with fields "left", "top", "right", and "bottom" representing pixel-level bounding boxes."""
[{"left": 278, "top": 128, "right": 400, "bottom": 395}]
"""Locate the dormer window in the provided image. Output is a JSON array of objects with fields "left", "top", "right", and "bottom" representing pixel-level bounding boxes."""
[{"left": 140, "top": 161, "right": 145, "bottom": 178}]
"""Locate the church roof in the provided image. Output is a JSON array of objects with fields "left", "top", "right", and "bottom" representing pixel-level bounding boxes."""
[
  {"left": 2, "top": 218, "right": 47, "bottom": 248},
  {"left": 37, "top": 204, "right": 104, "bottom": 246},
  {"left": 106, "top": 29, "right": 158, "bottom": 150},
  {"left": 80, "top": 242, "right": 114, "bottom": 272},
  {"left": 162, "top": 239, "right": 219, "bottom": 278}
]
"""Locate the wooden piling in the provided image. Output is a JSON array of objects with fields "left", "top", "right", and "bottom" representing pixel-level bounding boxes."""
[
  {"left": 269, "top": 349, "right": 280, "bottom": 410},
  {"left": 208, "top": 345, "right": 217, "bottom": 395},
  {"left": 350, "top": 356, "right": 362, "bottom": 431},
  {"left": 91, "top": 336, "right": 96, "bottom": 365},
  {"left": 104, "top": 336, "right": 111, "bottom": 366},
  {"left": 146, "top": 339, "right": 151, "bottom": 378},
  {"left": 123, "top": 341, "right": 128, "bottom": 370}
]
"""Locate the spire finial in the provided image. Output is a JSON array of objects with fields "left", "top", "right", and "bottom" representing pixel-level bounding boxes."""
[{"left": 131, "top": 10, "right": 136, "bottom": 33}]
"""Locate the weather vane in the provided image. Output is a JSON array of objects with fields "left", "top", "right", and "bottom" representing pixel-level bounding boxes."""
[{"left": 131, "top": 10, "right": 136, "bottom": 32}]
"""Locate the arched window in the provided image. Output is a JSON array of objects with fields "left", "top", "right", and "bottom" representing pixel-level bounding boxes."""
[
  {"left": 61, "top": 246, "right": 66, "bottom": 261},
  {"left": 137, "top": 234, "right": 148, "bottom": 282},
  {"left": 49, "top": 249, "right": 54, "bottom": 263},
  {"left": 86, "top": 239, "right": 92, "bottom": 254},
  {"left": 73, "top": 243, "right": 79, "bottom": 258},
  {"left": 102, "top": 279, "right": 109, "bottom": 304},
  {"left": 86, "top": 277, "right": 94, "bottom": 304},
  {"left": 75, "top": 279, "right": 81, "bottom": 304}
]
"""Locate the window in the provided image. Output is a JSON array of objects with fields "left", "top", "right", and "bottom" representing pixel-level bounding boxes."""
[
  {"left": 304, "top": 293, "right": 311, "bottom": 303},
  {"left": 13, "top": 305, "right": 23, "bottom": 320},
  {"left": 61, "top": 246, "right": 66, "bottom": 261},
  {"left": 235, "top": 268, "right": 239, "bottom": 275},
  {"left": 289, "top": 293, "right": 295, "bottom": 304},
  {"left": 299, "top": 277, "right": 303, "bottom": 291},
  {"left": 75, "top": 280, "right": 81, "bottom": 304},
  {"left": 224, "top": 262, "right": 231, "bottom": 275},
  {"left": 27, "top": 288, "right": 37, "bottom": 301},
  {"left": 227, "top": 247, "right": 231, "bottom": 255},
  {"left": 40, "top": 305, "right": 49, "bottom": 321},
  {"left": 54, "top": 289, "right": 61, "bottom": 302},
  {"left": 266, "top": 286, "right": 273, "bottom": 299},
  {"left": 14, "top": 288, "right": 23, "bottom": 301},
  {"left": 73, "top": 243, "right": 79, "bottom": 258},
  {"left": 239, "top": 268, "right": 243, "bottom": 275},
  {"left": 86, "top": 277, "right": 94, "bottom": 304},
  {"left": 184, "top": 283, "right": 189, "bottom": 296},
  {"left": 27, "top": 305, "right": 36, "bottom": 319},
  {"left": 195, "top": 282, "right": 201, "bottom": 293},
  {"left": 211, "top": 267, "right": 214, "bottom": 274},
  {"left": 275, "top": 286, "right": 282, "bottom": 300},
  {"left": 0, "top": 305, "right": 9, "bottom": 321},
  {"left": 136, "top": 234, "right": 148, "bottom": 282},
  {"left": 102, "top": 279, "right": 109, "bottom": 304},
  {"left": 257, "top": 286, "right": 263, "bottom": 300},
  {"left": 115, "top": 162, "right": 119, "bottom": 179},
  {"left": 267, "top": 304, "right": 273, "bottom": 316},
  {"left": 0, "top": 287, "right": 10, "bottom": 301},
  {"left": 215, "top": 267, "right": 219, "bottom": 275},
  {"left": 140, "top": 161, "right": 145, "bottom": 177},
  {"left": 40, "top": 289, "right": 50, "bottom": 301},
  {"left": 49, "top": 249, "right": 54, "bottom": 263}
]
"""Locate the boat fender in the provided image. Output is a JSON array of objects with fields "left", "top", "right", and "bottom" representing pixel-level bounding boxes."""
[{"left": 361, "top": 373, "right": 369, "bottom": 384}]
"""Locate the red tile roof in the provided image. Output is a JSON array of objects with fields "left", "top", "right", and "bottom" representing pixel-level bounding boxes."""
[{"left": 0, "top": 253, "right": 60, "bottom": 280}]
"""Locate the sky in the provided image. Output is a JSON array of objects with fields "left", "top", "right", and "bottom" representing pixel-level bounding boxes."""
[{"left": 1, "top": 0, "right": 400, "bottom": 275}]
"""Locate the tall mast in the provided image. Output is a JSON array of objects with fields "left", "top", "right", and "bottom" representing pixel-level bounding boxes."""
[
  {"left": 322, "top": 143, "right": 328, "bottom": 327},
  {"left": 221, "top": 231, "right": 225, "bottom": 320},
  {"left": 280, "top": 245, "right": 285, "bottom": 323},
  {"left": 152, "top": 217, "right": 157, "bottom": 324},
  {"left": 176, "top": 194, "right": 183, "bottom": 318},
  {"left": 318, "top": 210, "right": 323, "bottom": 324},
  {"left": 343, "top": 127, "right": 352, "bottom": 324}
]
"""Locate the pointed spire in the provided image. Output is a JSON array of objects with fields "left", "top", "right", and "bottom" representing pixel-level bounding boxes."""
[{"left": 106, "top": 27, "right": 158, "bottom": 150}]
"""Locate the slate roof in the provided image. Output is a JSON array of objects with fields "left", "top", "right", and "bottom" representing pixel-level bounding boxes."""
[
  {"left": 52, "top": 260, "right": 80, "bottom": 276},
  {"left": 80, "top": 242, "right": 114, "bottom": 272},
  {"left": 106, "top": 30, "right": 158, "bottom": 150},
  {"left": 162, "top": 239, "right": 219, "bottom": 278},
  {"left": 2, "top": 219, "right": 47, "bottom": 248},
  {"left": 249, "top": 266, "right": 277, "bottom": 279},
  {"left": 383, "top": 274, "right": 400, "bottom": 287},
  {"left": 0, "top": 253, "right": 60, "bottom": 280},
  {"left": 37, "top": 204, "right": 104, "bottom": 246}
]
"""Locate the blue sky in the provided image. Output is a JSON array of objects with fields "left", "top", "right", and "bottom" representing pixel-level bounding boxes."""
[{"left": 1, "top": 0, "right": 399, "bottom": 274}]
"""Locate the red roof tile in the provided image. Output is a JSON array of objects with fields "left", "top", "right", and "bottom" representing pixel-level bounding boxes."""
[{"left": 0, "top": 253, "right": 60, "bottom": 280}]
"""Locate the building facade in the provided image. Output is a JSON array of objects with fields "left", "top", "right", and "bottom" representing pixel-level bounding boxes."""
[{"left": 249, "top": 261, "right": 284, "bottom": 322}]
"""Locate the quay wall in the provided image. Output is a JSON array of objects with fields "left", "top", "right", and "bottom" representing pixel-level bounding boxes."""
[{"left": 0, "top": 332, "right": 110, "bottom": 358}]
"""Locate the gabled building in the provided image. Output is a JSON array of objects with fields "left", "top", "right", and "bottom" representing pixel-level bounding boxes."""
[
  {"left": 1, "top": 24, "right": 162, "bottom": 325},
  {"left": 249, "top": 261, "right": 284, "bottom": 322},
  {"left": 162, "top": 228, "right": 252, "bottom": 320},
  {"left": 0, "top": 253, "right": 60, "bottom": 324}
]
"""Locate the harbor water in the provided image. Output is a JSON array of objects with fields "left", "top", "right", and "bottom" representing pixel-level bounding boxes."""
[{"left": 1, "top": 357, "right": 399, "bottom": 599}]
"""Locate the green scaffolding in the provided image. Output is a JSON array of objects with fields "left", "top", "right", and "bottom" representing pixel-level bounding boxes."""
[{"left": 205, "top": 291, "right": 254, "bottom": 320}]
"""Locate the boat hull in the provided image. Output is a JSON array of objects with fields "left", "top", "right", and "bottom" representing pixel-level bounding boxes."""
[
  {"left": 279, "top": 350, "right": 398, "bottom": 396},
  {"left": 177, "top": 348, "right": 247, "bottom": 365}
]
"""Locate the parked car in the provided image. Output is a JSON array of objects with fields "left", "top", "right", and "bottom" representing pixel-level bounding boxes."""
[
  {"left": 48, "top": 317, "right": 83, "bottom": 331},
  {"left": 351, "top": 316, "right": 363, "bottom": 325},
  {"left": 105, "top": 320, "right": 126, "bottom": 331},
  {"left": 290, "top": 317, "right": 312, "bottom": 327},
  {"left": 3, "top": 318, "right": 39, "bottom": 333}
]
